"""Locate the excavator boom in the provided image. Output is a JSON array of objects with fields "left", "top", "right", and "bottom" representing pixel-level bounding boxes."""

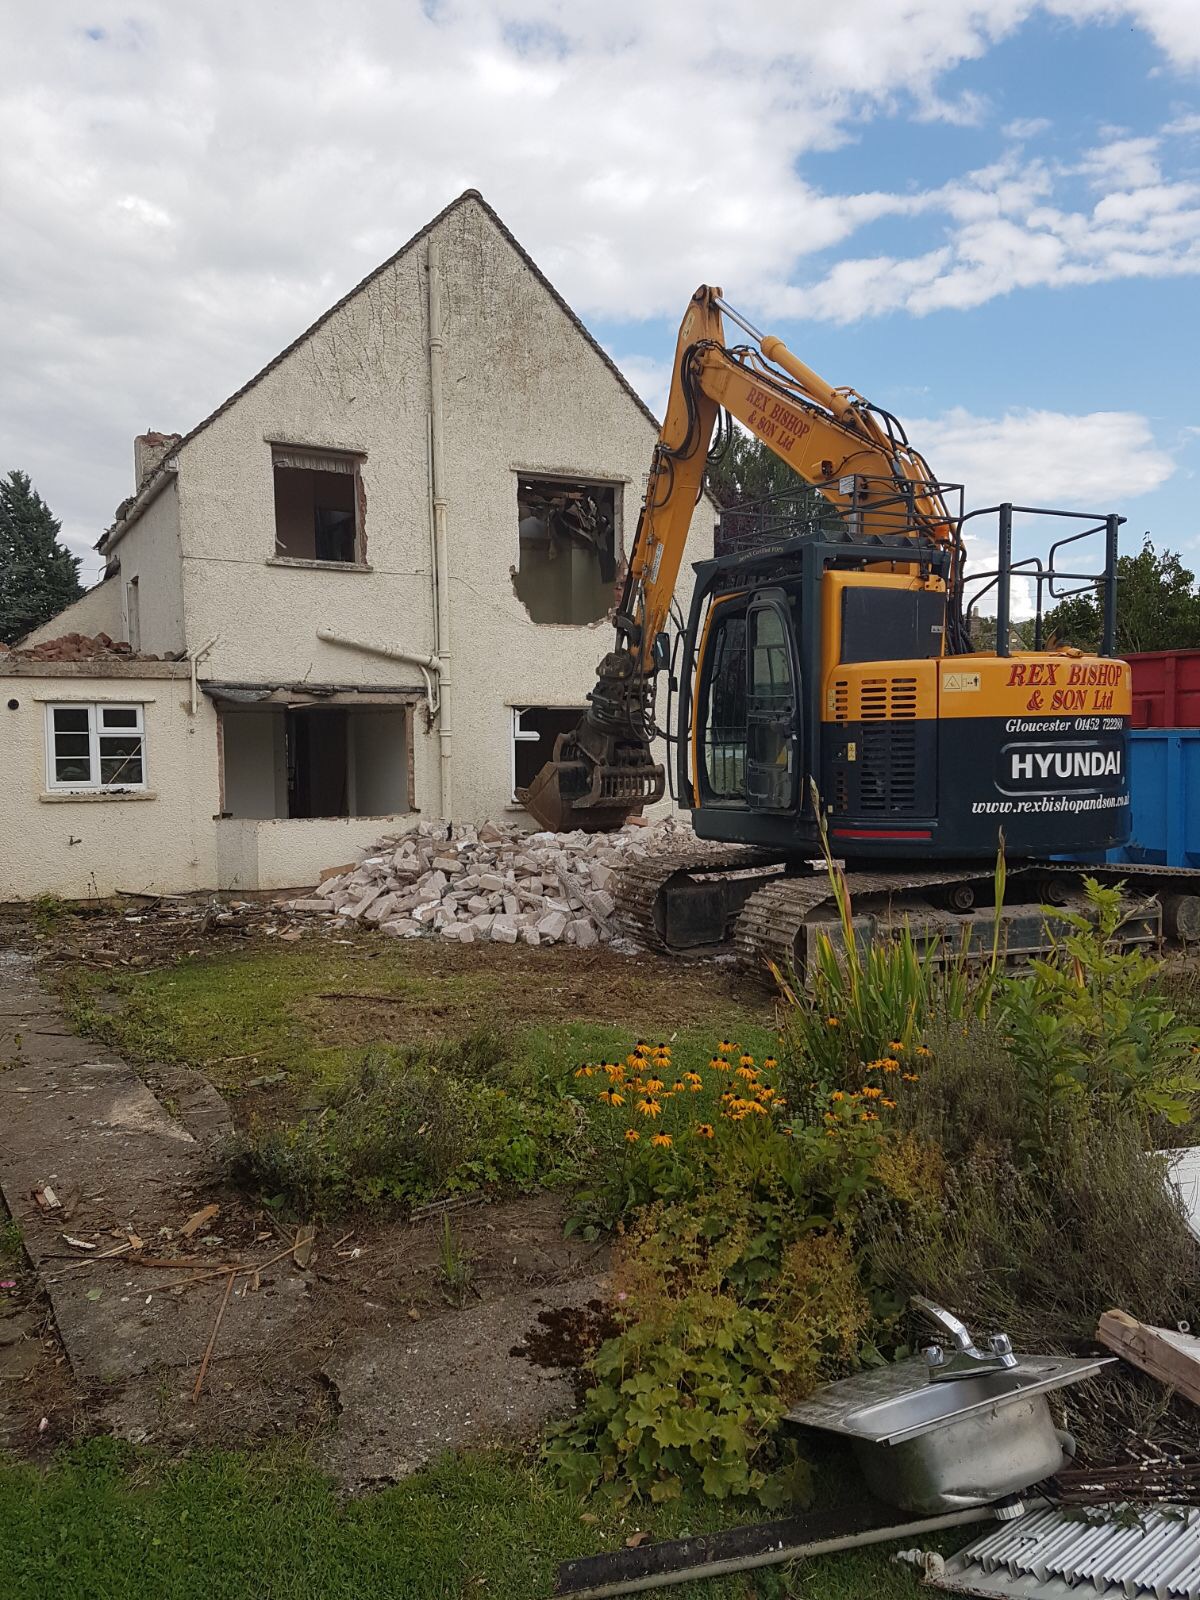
[{"left": 523, "top": 285, "right": 953, "bottom": 831}]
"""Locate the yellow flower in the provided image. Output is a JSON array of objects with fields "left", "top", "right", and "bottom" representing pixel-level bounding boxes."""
[
  {"left": 881, "top": 1098, "right": 897, "bottom": 1110},
  {"left": 862, "top": 1111, "right": 879, "bottom": 1123},
  {"left": 862, "top": 1085, "right": 883, "bottom": 1100},
  {"left": 684, "top": 1072, "right": 703, "bottom": 1087},
  {"left": 650, "top": 1132, "right": 672, "bottom": 1148},
  {"left": 695, "top": 1123, "right": 714, "bottom": 1139},
  {"left": 574, "top": 1065, "right": 595, "bottom": 1079},
  {"left": 826, "top": 1016, "right": 840, "bottom": 1029},
  {"left": 604, "top": 1063, "right": 626, "bottom": 1082},
  {"left": 645, "top": 1078, "right": 665, "bottom": 1093},
  {"left": 625, "top": 1128, "right": 640, "bottom": 1143},
  {"left": 902, "top": 1071, "right": 920, "bottom": 1083},
  {"left": 756, "top": 1086, "right": 775, "bottom": 1101},
  {"left": 824, "top": 1129, "right": 838, "bottom": 1139},
  {"left": 636, "top": 1098, "right": 662, "bottom": 1118},
  {"left": 887, "top": 1040, "right": 905, "bottom": 1053},
  {"left": 881, "top": 1058, "right": 900, "bottom": 1073},
  {"left": 763, "top": 1056, "right": 778, "bottom": 1071},
  {"left": 824, "top": 1112, "right": 838, "bottom": 1124},
  {"left": 673, "top": 1081, "right": 685, "bottom": 1092},
  {"left": 915, "top": 1045, "right": 932, "bottom": 1058},
  {"left": 717, "top": 1039, "right": 733, "bottom": 1055},
  {"left": 598, "top": 1089, "right": 624, "bottom": 1106},
  {"left": 735, "top": 1065, "right": 758, "bottom": 1081},
  {"left": 738, "top": 1054, "right": 755, "bottom": 1069},
  {"left": 830, "top": 1090, "right": 845, "bottom": 1102}
]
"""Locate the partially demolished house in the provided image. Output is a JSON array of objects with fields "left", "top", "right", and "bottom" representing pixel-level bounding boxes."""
[{"left": 1, "top": 191, "right": 714, "bottom": 899}]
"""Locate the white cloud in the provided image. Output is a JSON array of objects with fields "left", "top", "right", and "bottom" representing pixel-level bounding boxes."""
[
  {"left": 1003, "top": 115, "right": 1052, "bottom": 139},
  {"left": 911, "top": 405, "right": 1176, "bottom": 507},
  {"left": 0, "top": 0, "right": 1198, "bottom": 577}
]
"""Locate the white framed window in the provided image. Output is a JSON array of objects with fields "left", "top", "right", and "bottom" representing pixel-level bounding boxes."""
[
  {"left": 45, "top": 704, "right": 147, "bottom": 792},
  {"left": 511, "top": 705, "right": 585, "bottom": 803}
]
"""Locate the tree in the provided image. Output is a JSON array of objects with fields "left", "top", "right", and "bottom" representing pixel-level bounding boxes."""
[
  {"left": 0, "top": 470, "right": 83, "bottom": 644},
  {"left": 1042, "top": 537, "right": 1200, "bottom": 654},
  {"left": 705, "top": 429, "right": 839, "bottom": 555}
]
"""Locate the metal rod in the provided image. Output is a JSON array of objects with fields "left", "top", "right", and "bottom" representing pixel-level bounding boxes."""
[
  {"left": 1102, "top": 513, "right": 1120, "bottom": 657},
  {"left": 995, "top": 503, "right": 1013, "bottom": 659},
  {"left": 555, "top": 1504, "right": 1000, "bottom": 1600},
  {"left": 713, "top": 296, "right": 766, "bottom": 344}
]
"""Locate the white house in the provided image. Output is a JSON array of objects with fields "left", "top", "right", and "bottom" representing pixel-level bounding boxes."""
[{"left": 1, "top": 191, "right": 714, "bottom": 900}]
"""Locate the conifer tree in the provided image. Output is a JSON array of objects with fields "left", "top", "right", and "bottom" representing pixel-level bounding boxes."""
[{"left": 0, "top": 470, "right": 83, "bottom": 644}]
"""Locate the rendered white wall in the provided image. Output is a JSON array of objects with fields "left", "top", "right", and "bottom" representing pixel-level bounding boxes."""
[{"left": 0, "top": 669, "right": 219, "bottom": 900}]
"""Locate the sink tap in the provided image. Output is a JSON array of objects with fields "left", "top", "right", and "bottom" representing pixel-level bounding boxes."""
[{"left": 912, "top": 1297, "right": 1019, "bottom": 1382}]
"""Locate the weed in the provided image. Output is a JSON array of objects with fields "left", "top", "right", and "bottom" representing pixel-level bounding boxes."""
[
  {"left": 438, "top": 1214, "right": 476, "bottom": 1308},
  {"left": 225, "top": 1033, "right": 582, "bottom": 1217},
  {"left": 1, "top": 1215, "right": 22, "bottom": 1267},
  {"left": 29, "top": 894, "right": 67, "bottom": 935}
]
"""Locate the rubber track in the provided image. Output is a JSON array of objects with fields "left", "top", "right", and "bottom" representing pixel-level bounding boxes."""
[
  {"left": 612, "top": 843, "right": 779, "bottom": 951},
  {"left": 734, "top": 867, "right": 978, "bottom": 981}
]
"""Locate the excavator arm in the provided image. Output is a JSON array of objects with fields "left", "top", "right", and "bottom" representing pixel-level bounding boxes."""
[{"left": 522, "top": 285, "right": 955, "bottom": 832}]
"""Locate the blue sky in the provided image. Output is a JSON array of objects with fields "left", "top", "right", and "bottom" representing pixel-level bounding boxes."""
[{"left": 1, "top": 1, "right": 1198, "bottom": 594}]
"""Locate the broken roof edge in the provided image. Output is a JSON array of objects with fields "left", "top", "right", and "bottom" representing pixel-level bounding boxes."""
[{"left": 99, "top": 188, "right": 686, "bottom": 555}]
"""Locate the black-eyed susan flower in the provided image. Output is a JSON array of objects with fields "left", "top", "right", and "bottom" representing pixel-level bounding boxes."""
[
  {"left": 644, "top": 1077, "right": 665, "bottom": 1093},
  {"left": 887, "top": 1040, "right": 905, "bottom": 1054},
  {"left": 826, "top": 1016, "right": 840, "bottom": 1029},
  {"left": 598, "top": 1089, "right": 624, "bottom": 1106},
  {"left": 574, "top": 1065, "right": 596, "bottom": 1079},
  {"left": 650, "top": 1132, "right": 672, "bottom": 1149},
  {"left": 695, "top": 1123, "right": 714, "bottom": 1139},
  {"left": 738, "top": 1054, "right": 755, "bottom": 1069},
  {"left": 830, "top": 1090, "right": 845, "bottom": 1102},
  {"left": 735, "top": 1065, "right": 757, "bottom": 1082},
  {"left": 717, "top": 1039, "right": 733, "bottom": 1056},
  {"left": 881, "top": 1058, "right": 900, "bottom": 1073},
  {"left": 763, "top": 1056, "right": 778, "bottom": 1071},
  {"left": 902, "top": 1071, "right": 920, "bottom": 1083},
  {"left": 625, "top": 1128, "right": 640, "bottom": 1143},
  {"left": 862, "top": 1085, "right": 883, "bottom": 1100},
  {"left": 636, "top": 1098, "right": 662, "bottom": 1117},
  {"left": 915, "top": 1045, "right": 932, "bottom": 1059},
  {"left": 881, "top": 1098, "right": 897, "bottom": 1110}
]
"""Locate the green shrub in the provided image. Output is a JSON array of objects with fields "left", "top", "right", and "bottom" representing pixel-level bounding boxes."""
[
  {"left": 225, "top": 1031, "right": 581, "bottom": 1216},
  {"left": 866, "top": 1116, "right": 1200, "bottom": 1355},
  {"left": 548, "top": 1192, "right": 869, "bottom": 1507},
  {"left": 994, "top": 880, "right": 1200, "bottom": 1144}
]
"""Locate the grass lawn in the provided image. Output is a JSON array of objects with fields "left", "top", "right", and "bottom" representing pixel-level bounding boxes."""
[
  {"left": 59, "top": 936, "right": 778, "bottom": 1096},
  {"left": 0, "top": 1439, "right": 943, "bottom": 1600}
]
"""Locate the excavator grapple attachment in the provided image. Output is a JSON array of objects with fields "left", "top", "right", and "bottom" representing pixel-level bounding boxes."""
[{"left": 520, "top": 733, "right": 665, "bottom": 834}]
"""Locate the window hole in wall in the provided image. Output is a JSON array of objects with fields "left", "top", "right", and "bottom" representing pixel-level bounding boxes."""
[
  {"left": 272, "top": 447, "right": 365, "bottom": 563},
  {"left": 514, "top": 477, "right": 618, "bottom": 625}
]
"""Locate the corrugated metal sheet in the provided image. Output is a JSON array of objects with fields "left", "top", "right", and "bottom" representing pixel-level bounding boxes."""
[
  {"left": 1163, "top": 1146, "right": 1200, "bottom": 1244},
  {"left": 933, "top": 1504, "right": 1200, "bottom": 1599}
]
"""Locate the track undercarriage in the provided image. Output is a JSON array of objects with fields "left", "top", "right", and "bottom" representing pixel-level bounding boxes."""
[{"left": 612, "top": 844, "right": 1200, "bottom": 982}]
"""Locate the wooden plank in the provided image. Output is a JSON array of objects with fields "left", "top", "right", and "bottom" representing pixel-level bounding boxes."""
[{"left": 1098, "top": 1308, "right": 1200, "bottom": 1406}]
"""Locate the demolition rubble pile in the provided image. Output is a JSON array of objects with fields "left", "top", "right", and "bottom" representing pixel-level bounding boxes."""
[{"left": 286, "top": 817, "right": 691, "bottom": 946}]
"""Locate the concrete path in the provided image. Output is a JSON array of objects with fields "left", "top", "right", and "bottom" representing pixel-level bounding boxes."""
[
  {"left": 0, "top": 949, "right": 308, "bottom": 1387},
  {"left": 0, "top": 946, "right": 608, "bottom": 1484}
]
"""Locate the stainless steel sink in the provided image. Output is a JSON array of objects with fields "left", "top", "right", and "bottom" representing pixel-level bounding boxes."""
[{"left": 786, "top": 1352, "right": 1113, "bottom": 1515}]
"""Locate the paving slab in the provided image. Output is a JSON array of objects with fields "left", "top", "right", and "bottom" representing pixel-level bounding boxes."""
[
  {"left": 0, "top": 951, "right": 309, "bottom": 1385},
  {"left": 319, "top": 1275, "right": 605, "bottom": 1490}
]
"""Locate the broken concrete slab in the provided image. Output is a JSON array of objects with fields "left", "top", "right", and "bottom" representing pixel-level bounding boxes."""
[
  {"left": 0, "top": 954, "right": 309, "bottom": 1386},
  {"left": 319, "top": 1275, "right": 605, "bottom": 1491}
]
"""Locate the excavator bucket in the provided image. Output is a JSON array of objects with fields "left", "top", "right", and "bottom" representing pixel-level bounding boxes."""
[
  {"left": 520, "top": 734, "right": 666, "bottom": 833},
  {"left": 521, "top": 760, "right": 579, "bottom": 833}
]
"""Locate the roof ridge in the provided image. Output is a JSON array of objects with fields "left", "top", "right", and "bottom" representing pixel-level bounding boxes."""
[{"left": 99, "top": 189, "right": 662, "bottom": 553}]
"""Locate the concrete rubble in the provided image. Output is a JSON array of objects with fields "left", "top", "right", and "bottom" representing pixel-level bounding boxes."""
[{"left": 285, "top": 816, "right": 694, "bottom": 947}]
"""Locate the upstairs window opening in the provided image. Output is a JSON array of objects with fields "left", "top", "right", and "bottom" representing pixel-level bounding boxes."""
[
  {"left": 515, "top": 477, "right": 618, "bottom": 625},
  {"left": 272, "top": 446, "right": 364, "bottom": 564}
]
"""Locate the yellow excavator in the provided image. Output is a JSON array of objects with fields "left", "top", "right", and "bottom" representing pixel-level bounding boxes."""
[{"left": 524, "top": 286, "right": 1199, "bottom": 973}]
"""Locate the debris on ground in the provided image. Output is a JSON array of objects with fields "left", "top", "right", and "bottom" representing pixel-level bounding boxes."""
[{"left": 284, "top": 816, "right": 696, "bottom": 947}]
